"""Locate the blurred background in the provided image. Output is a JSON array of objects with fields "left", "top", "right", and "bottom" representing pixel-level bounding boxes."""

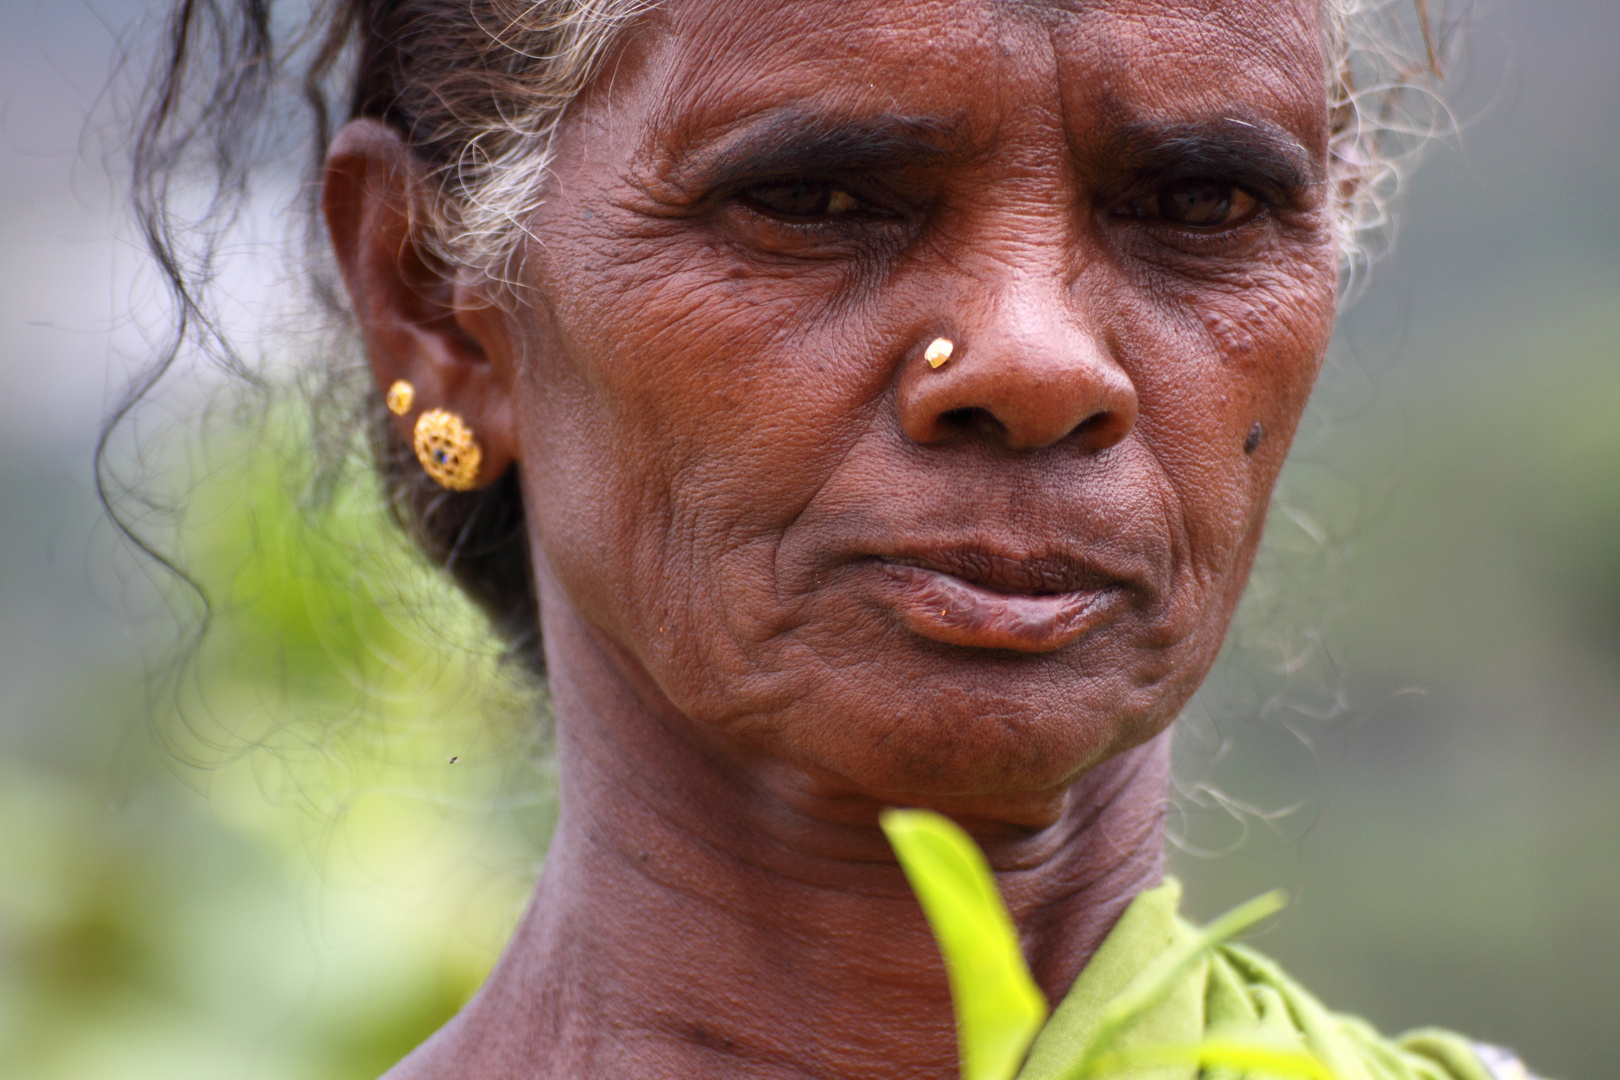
[{"left": 0, "top": 1, "right": 1615, "bottom": 1078}]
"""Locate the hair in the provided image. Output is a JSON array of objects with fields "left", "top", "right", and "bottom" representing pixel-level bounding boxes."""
[{"left": 118, "top": 0, "right": 1453, "bottom": 677}]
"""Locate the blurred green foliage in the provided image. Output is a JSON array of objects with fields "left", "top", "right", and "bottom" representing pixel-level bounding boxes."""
[{"left": 0, "top": 408, "right": 550, "bottom": 1080}]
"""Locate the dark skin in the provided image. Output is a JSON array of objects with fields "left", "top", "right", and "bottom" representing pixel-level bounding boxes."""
[{"left": 323, "top": 0, "right": 1340, "bottom": 1075}]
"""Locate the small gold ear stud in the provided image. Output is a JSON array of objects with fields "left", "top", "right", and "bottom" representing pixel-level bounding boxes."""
[
  {"left": 413, "top": 408, "right": 482, "bottom": 491},
  {"left": 924, "top": 338, "right": 954, "bottom": 369},
  {"left": 386, "top": 380, "right": 415, "bottom": 415}
]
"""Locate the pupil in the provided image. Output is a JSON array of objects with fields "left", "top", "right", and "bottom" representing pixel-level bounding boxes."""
[
  {"left": 755, "top": 180, "right": 832, "bottom": 218},
  {"left": 1161, "top": 181, "right": 1232, "bottom": 226}
]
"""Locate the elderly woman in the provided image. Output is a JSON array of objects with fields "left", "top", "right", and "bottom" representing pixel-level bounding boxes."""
[{"left": 132, "top": 0, "right": 1539, "bottom": 1077}]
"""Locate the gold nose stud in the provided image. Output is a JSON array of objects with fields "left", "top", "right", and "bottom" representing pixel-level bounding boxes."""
[{"left": 924, "top": 338, "right": 954, "bottom": 369}]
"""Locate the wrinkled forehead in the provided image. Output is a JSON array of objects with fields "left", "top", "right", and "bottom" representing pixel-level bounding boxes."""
[{"left": 623, "top": 0, "right": 1329, "bottom": 167}]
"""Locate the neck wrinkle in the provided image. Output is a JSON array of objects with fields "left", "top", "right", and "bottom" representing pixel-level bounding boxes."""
[{"left": 428, "top": 591, "right": 1171, "bottom": 1080}]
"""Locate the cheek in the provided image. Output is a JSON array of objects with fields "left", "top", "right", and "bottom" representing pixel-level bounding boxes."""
[
  {"left": 1112, "top": 232, "right": 1336, "bottom": 629},
  {"left": 510, "top": 224, "right": 884, "bottom": 707},
  {"left": 1202, "top": 240, "right": 1339, "bottom": 472}
]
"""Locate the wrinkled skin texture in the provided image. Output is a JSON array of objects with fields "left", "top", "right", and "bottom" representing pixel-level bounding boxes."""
[{"left": 324, "top": 0, "right": 1338, "bottom": 1076}]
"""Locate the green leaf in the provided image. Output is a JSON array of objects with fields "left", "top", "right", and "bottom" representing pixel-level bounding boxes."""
[
  {"left": 1079, "top": 889, "right": 1288, "bottom": 1072},
  {"left": 1055, "top": 889, "right": 1344, "bottom": 1080},
  {"left": 1085, "top": 1035, "right": 1338, "bottom": 1080},
  {"left": 881, "top": 809, "right": 1049, "bottom": 1080}
]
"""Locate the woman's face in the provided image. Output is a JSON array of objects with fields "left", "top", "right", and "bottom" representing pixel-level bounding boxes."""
[{"left": 505, "top": 0, "right": 1337, "bottom": 801}]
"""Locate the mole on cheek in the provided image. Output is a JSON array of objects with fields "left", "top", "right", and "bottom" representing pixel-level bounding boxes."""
[{"left": 1244, "top": 422, "right": 1264, "bottom": 455}]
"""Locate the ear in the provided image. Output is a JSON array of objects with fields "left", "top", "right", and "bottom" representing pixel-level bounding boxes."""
[{"left": 323, "top": 118, "right": 517, "bottom": 488}]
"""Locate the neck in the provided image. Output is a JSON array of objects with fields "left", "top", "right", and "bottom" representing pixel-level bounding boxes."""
[{"left": 401, "top": 599, "right": 1170, "bottom": 1080}]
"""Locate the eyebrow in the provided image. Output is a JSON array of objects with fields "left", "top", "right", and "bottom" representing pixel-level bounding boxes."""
[
  {"left": 1105, "top": 116, "right": 1323, "bottom": 199},
  {"left": 661, "top": 109, "right": 968, "bottom": 194},
  {"left": 656, "top": 108, "right": 1322, "bottom": 204}
]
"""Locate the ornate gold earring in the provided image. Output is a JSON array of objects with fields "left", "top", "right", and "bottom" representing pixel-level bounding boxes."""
[
  {"left": 413, "top": 408, "right": 483, "bottom": 491},
  {"left": 385, "top": 379, "right": 415, "bottom": 415},
  {"left": 924, "top": 338, "right": 954, "bottom": 369}
]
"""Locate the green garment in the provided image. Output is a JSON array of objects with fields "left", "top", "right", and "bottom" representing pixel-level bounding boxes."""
[{"left": 1017, "top": 880, "right": 1527, "bottom": 1080}]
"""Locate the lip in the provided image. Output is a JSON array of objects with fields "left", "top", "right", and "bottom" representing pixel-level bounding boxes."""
[{"left": 868, "top": 551, "right": 1131, "bottom": 653}]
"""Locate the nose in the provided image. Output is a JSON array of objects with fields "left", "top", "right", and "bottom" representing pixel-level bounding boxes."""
[{"left": 896, "top": 291, "right": 1137, "bottom": 454}]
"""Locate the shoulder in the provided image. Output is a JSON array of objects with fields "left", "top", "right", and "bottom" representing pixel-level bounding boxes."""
[{"left": 1468, "top": 1041, "right": 1547, "bottom": 1080}]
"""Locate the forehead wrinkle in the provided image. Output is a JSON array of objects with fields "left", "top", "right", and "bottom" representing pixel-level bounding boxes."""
[
  {"left": 609, "top": 0, "right": 1327, "bottom": 204},
  {"left": 1040, "top": 1, "right": 1329, "bottom": 166},
  {"left": 1036, "top": 0, "right": 1323, "bottom": 81},
  {"left": 628, "top": 0, "right": 1005, "bottom": 191}
]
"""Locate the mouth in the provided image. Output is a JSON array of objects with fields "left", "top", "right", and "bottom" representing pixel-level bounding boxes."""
[{"left": 867, "top": 549, "right": 1132, "bottom": 653}]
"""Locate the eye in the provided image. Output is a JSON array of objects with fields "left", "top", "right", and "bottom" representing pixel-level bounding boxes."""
[
  {"left": 743, "top": 178, "right": 862, "bottom": 220},
  {"left": 1151, "top": 178, "right": 1258, "bottom": 228}
]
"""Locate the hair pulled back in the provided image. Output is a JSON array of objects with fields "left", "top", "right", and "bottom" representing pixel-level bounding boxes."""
[{"left": 130, "top": 0, "right": 648, "bottom": 672}]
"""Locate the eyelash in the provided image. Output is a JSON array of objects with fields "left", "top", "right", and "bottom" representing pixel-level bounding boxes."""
[
  {"left": 714, "top": 179, "right": 915, "bottom": 261},
  {"left": 1117, "top": 179, "right": 1270, "bottom": 231},
  {"left": 737, "top": 178, "right": 891, "bottom": 225}
]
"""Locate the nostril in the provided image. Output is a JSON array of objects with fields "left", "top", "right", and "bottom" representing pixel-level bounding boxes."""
[
  {"left": 1075, "top": 412, "right": 1109, "bottom": 437},
  {"left": 940, "top": 406, "right": 1005, "bottom": 439},
  {"left": 1073, "top": 409, "right": 1131, "bottom": 452}
]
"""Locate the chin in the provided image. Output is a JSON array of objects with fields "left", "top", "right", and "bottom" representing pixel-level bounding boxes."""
[{"left": 768, "top": 667, "right": 1185, "bottom": 803}]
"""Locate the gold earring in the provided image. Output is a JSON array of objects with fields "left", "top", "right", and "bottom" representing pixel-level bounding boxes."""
[
  {"left": 414, "top": 408, "right": 483, "bottom": 491},
  {"left": 924, "top": 338, "right": 954, "bottom": 369},
  {"left": 386, "top": 379, "right": 416, "bottom": 415}
]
